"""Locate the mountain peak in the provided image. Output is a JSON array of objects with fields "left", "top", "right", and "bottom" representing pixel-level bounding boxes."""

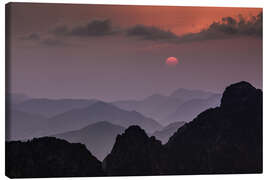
[
  {"left": 85, "top": 101, "right": 118, "bottom": 111},
  {"left": 119, "top": 125, "right": 149, "bottom": 141},
  {"left": 6, "top": 137, "right": 104, "bottom": 178},
  {"left": 90, "top": 101, "right": 111, "bottom": 107},
  {"left": 221, "top": 81, "right": 261, "bottom": 112},
  {"left": 170, "top": 88, "right": 216, "bottom": 101},
  {"left": 104, "top": 125, "right": 164, "bottom": 175}
]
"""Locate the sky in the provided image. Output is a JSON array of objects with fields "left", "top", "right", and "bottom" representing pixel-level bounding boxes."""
[{"left": 7, "top": 3, "right": 262, "bottom": 101}]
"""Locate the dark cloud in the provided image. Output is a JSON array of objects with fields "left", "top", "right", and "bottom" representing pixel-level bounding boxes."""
[
  {"left": 50, "top": 25, "right": 69, "bottom": 36},
  {"left": 179, "top": 12, "right": 262, "bottom": 42},
  {"left": 21, "top": 13, "right": 262, "bottom": 45},
  {"left": 21, "top": 32, "right": 40, "bottom": 41},
  {"left": 50, "top": 19, "right": 117, "bottom": 37},
  {"left": 70, "top": 19, "right": 116, "bottom": 36},
  {"left": 41, "top": 38, "right": 66, "bottom": 46},
  {"left": 126, "top": 25, "right": 178, "bottom": 41}
]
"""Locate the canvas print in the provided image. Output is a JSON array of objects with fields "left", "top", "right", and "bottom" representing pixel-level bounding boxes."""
[{"left": 5, "top": 2, "right": 262, "bottom": 178}]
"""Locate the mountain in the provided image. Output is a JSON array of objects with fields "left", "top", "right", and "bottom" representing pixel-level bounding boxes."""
[
  {"left": 164, "top": 81, "right": 262, "bottom": 174},
  {"left": 104, "top": 81, "right": 262, "bottom": 175},
  {"left": 152, "top": 121, "right": 186, "bottom": 144},
  {"left": 170, "top": 88, "right": 217, "bottom": 102},
  {"left": 6, "top": 109, "right": 47, "bottom": 140},
  {"left": 51, "top": 121, "right": 125, "bottom": 160},
  {"left": 113, "top": 89, "right": 221, "bottom": 125},
  {"left": 45, "top": 101, "right": 162, "bottom": 135},
  {"left": 103, "top": 126, "right": 165, "bottom": 176},
  {"left": 14, "top": 98, "right": 97, "bottom": 117},
  {"left": 167, "top": 94, "right": 221, "bottom": 124},
  {"left": 7, "top": 93, "right": 30, "bottom": 105},
  {"left": 113, "top": 94, "right": 181, "bottom": 120},
  {"left": 6, "top": 137, "right": 105, "bottom": 178}
]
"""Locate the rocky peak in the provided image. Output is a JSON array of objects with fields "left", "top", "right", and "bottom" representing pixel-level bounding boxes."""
[
  {"left": 221, "top": 81, "right": 261, "bottom": 112},
  {"left": 103, "top": 125, "right": 164, "bottom": 176}
]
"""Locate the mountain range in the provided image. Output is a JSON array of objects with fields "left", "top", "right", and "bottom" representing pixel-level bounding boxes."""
[
  {"left": 6, "top": 137, "right": 104, "bottom": 178},
  {"left": 7, "top": 101, "right": 162, "bottom": 140},
  {"left": 113, "top": 89, "right": 221, "bottom": 125},
  {"left": 51, "top": 121, "right": 125, "bottom": 160},
  {"left": 152, "top": 121, "right": 186, "bottom": 144},
  {"left": 6, "top": 109, "right": 47, "bottom": 140},
  {"left": 104, "top": 81, "right": 262, "bottom": 175},
  {"left": 7, "top": 87, "right": 222, "bottom": 141},
  {"left": 6, "top": 81, "right": 263, "bottom": 177},
  {"left": 13, "top": 98, "right": 98, "bottom": 117},
  {"left": 44, "top": 101, "right": 161, "bottom": 135}
]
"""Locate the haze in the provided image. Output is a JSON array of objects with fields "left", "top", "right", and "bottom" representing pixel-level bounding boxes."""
[{"left": 7, "top": 3, "right": 262, "bottom": 101}]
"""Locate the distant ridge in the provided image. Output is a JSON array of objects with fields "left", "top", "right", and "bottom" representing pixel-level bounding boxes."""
[
  {"left": 6, "top": 137, "right": 105, "bottom": 178},
  {"left": 6, "top": 81, "right": 262, "bottom": 177},
  {"left": 52, "top": 121, "right": 125, "bottom": 160},
  {"left": 45, "top": 101, "right": 162, "bottom": 135},
  {"left": 113, "top": 88, "right": 221, "bottom": 125},
  {"left": 152, "top": 121, "right": 186, "bottom": 144},
  {"left": 104, "top": 81, "right": 262, "bottom": 175},
  {"left": 14, "top": 98, "right": 98, "bottom": 117}
]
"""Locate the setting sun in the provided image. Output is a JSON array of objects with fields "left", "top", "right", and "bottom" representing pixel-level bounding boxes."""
[{"left": 166, "top": 57, "right": 179, "bottom": 66}]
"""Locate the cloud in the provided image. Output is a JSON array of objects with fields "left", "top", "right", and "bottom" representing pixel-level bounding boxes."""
[
  {"left": 179, "top": 12, "right": 262, "bottom": 42},
  {"left": 50, "top": 19, "right": 117, "bottom": 37},
  {"left": 20, "top": 13, "right": 262, "bottom": 46},
  {"left": 41, "top": 38, "right": 66, "bottom": 46},
  {"left": 50, "top": 25, "right": 69, "bottom": 36},
  {"left": 126, "top": 25, "right": 178, "bottom": 41},
  {"left": 21, "top": 32, "right": 40, "bottom": 41}
]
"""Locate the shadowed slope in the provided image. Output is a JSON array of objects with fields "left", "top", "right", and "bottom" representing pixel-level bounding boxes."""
[
  {"left": 52, "top": 121, "right": 125, "bottom": 160},
  {"left": 165, "top": 81, "right": 262, "bottom": 174},
  {"left": 152, "top": 121, "right": 186, "bottom": 144},
  {"left": 104, "top": 81, "right": 262, "bottom": 175},
  {"left": 103, "top": 126, "right": 165, "bottom": 176},
  {"left": 46, "top": 101, "right": 161, "bottom": 135},
  {"left": 6, "top": 137, "right": 104, "bottom": 178}
]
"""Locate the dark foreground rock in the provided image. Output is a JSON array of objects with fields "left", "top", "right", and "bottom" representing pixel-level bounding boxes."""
[
  {"left": 104, "top": 81, "right": 262, "bottom": 175},
  {"left": 164, "top": 81, "right": 262, "bottom": 174},
  {"left": 6, "top": 137, "right": 104, "bottom": 178},
  {"left": 6, "top": 81, "right": 262, "bottom": 177},
  {"left": 103, "top": 126, "right": 166, "bottom": 176}
]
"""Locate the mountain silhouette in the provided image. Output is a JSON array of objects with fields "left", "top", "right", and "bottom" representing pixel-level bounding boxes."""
[
  {"left": 103, "top": 126, "right": 165, "bottom": 176},
  {"left": 104, "top": 81, "right": 262, "bottom": 175},
  {"left": 170, "top": 88, "right": 217, "bottom": 102},
  {"left": 167, "top": 94, "right": 221, "bottom": 124},
  {"left": 164, "top": 81, "right": 262, "bottom": 174},
  {"left": 14, "top": 98, "right": 97, "bottom": 117},
  {"left": 45, "top": 101, "right": 162, "bottom": 135},
  {"left": 6, "top": 109, "right": 47, "bottom": 140},
  {"left": 51, "top": 121, "right": 125, "bottom": 160},
  {"left": 113, "top": 94, "right": 181, "bottom": 122},
  {"left": 152, "top": 121, "right": 186, "bottom": 144},
  {"left": 6, "top": 81, "right": 262, "bottom": 177},
  {"left": 8, "top": 93, "right": 30, "bottom": 105},
  {"left": 6, "top": 137, "right": 104, "bottom": 178},
  {"left": 113, "top": 89, "right": 220, "bottom": 125}
]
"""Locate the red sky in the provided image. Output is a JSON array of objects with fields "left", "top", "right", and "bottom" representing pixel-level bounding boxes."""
[
  {"left": 10, "top": 4, "right": 262, "bottom": 36},
  {"left": 8, "top": 3, "right": 262, "bottom": 101}
]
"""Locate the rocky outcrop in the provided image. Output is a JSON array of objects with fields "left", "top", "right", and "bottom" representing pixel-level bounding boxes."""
[
  {"left": 6, "top": 81, "right": 262, "bottom": 177},
  {"left": 6, "top": 137, "right": 105, "bottom": 178},
  {"left": 104, "top": 81, "right": 262, "bottom": 175},
  {"left": 165, "top": 81, "right": 262, "bottom": 174},
  {"left": 103, "top": 126, "right": 166, "bottom": 176}
]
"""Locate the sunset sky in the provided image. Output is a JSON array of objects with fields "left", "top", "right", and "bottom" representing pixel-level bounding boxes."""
[{"left": 7, "top": 3, "right": 262, "bottom": 101}]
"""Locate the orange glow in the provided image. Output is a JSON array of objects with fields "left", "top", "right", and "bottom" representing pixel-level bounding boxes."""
[
  {"left": 122, "top": 6, "right": 262, "bottom": 35},
  {"left": 166, "top": 57, "right": 179, "bottom": 66},
  {"left": 80, "top": 5, "right": 262, "bottom": 35}
]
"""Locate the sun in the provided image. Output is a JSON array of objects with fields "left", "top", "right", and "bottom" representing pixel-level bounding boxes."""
[{"left": 166, "top": 57, "right": 179, "bottom": 66}]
